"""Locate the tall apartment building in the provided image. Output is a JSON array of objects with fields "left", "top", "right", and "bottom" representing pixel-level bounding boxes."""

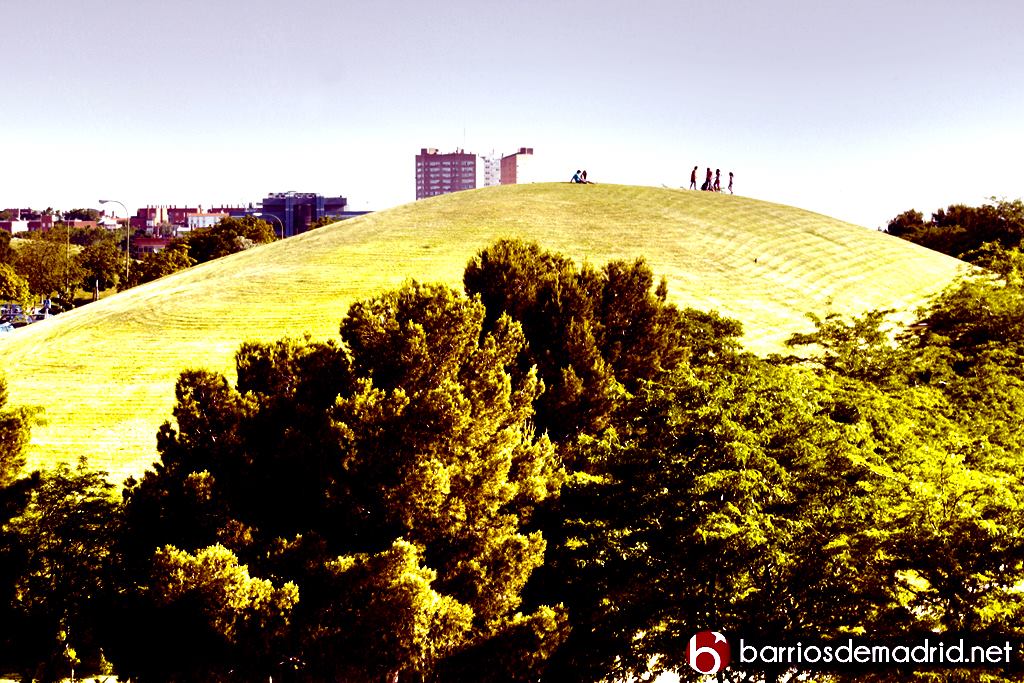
[
  {"left": 500, "top": 147, "right": 534, "bottom": 185},
  {"left": 416, "top": 148, "right": 477, "bottom": 200}
]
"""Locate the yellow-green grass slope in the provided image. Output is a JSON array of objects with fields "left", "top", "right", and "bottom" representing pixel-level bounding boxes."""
[{"left": 0, "top": 183, "right": 965, "bottom": 480}]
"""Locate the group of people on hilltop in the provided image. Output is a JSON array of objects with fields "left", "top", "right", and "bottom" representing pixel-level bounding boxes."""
[
  {"left": 689, "top": 166, "right": 733, "bottom": 194},
  {"left": 570, "top": 170, "right": 592, "bottom": 184}
]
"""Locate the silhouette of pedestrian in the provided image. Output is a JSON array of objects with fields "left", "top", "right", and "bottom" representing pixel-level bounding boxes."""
[
  {"left": 703, "top": 167, "right": 712, "bottom": 191},
  {"left": 728, "top": 171, "right": 734, "bottom": 194},
  {"left": 714, "top": 169, "right": 721, "bottom": 192},
  {"left": 690, "top": 166, "right": 698, "bottom": 190}
]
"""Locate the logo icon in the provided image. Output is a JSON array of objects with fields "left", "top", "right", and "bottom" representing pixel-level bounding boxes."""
[{"left": 689, "top": 631, "right": 731, "bottom": 674}]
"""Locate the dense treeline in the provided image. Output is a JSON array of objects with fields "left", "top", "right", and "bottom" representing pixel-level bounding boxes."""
[
  {"left": 0, "top": 216, "right": 276, "bottom": 307},
  {"left": 887, "top": 197, "right": 1024, "bottom": 261},
  {"left": 128, "top": 215, "right": 277, "bottom": 287},
  {"left": 3, "top": 239, "right": 1024, "bottom": 681}
]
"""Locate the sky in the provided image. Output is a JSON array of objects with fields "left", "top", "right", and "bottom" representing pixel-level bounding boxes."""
[{"left": 2, "top": 0, "right": 1022, "bottom": 228}]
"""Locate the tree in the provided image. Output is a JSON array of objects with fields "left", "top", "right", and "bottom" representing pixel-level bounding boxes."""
[
  {"left": 463, "top": 239, "right": 721, "bottom": 443},
  {"left": 114, "top": 282, "right": 566, "bottom": 682},
  {"left": 0, "top": 264, "right": 31, "bottom": 307},
  {"left": 0, "top": 375, "right": 33, "bottom": 495},
  {"left": 126, "top": 242, "right": 196, "bottom": 288},
  {"left": 0, "top": 231, "right": 15, "bottom": 266},
  {"left": 2, "top": 460, "right": 121, "bottom": 683},
  {"left": 119, "top": 216, "right": 275, "bottom": 289},
  {"left": 886, "top": 198, "right": 1024, "bottom": 260},
  {"left": 113, "top": 543, "right": 298, "bottom": 682},
  {"left": 0, "top": 375, "right": 40, "bottom": 674},
  {"left": 77, "top": 241, "right": 122, "bottom": 292},
  {"left": 14, "top": 239, "right": 82, "bottom": 302},
  {"left": 63, "top": 208, "right": 101, "bottom": 222},
  {"left": 307, "top": 216, "right": 339, "bottom": 230},
  {"left": 176, "top": 215, "right": 276, "bottom": 264},
  {"left": 784, "top": 309, "right": 906, "bottom": 386}
]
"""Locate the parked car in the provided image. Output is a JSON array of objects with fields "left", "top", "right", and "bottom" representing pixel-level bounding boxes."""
[{"left": 0, "top": 303, "right": 23, "bottom": 321}]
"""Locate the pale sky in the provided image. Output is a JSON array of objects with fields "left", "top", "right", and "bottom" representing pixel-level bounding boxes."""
[{"left": 2, "top": 0, "right": 1022, "bottom": 228}]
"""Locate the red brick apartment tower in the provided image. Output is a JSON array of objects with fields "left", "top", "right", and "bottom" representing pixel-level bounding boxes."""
[{"left": 415, "top": 148, "right": 477, "bottom": 200}]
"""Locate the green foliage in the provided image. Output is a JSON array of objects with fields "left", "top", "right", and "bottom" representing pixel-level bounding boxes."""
[
  {"left": 127, "top": 242, "right": 196, "bottom": 288},
  {"left": 115, "top": 281, "right": 565, "bottom": 681},
  {"left": 887, "top": 198, "right": 1024, "bottom": 260},
  {"left": 785, "top": 309, "right": 906, "bottom": 385},
  {"left": 63, "top": 208, "right": 102, "bottom": 222},
  {"left": 1, "top": 460, "right": 120, "bottom": 683},
  {"left": 537, "top": 354, "right": 1024, "bottom": 682},
  {"left": 0, "top": 375, "right": 32, "bottom": 490},
  {"left": 307, "top": 215, "right": 339, "bottom": 230},
  {"left": 312, "top": 538, "right": 474, "bottom": 680},
  {"left": 173, "top": 215, "right": 277, "bottom": 264},
  {"left": 13, "top": 238, "right": 83, "bottom": 301},
  {"left": 0, "top": 263, "right": 32, "bottom": 308},
  {"left": 0, "top": 231, "right": 15, "bottom": 266},
  {"left": 25, "top": 235, "right": 1023, "bottom": 682},
  {"left": 0, "top": 381, "right": 120, "bottom": 683},
  {"left": 138, "top": 543, "right": 298, "bottom": 680},
  {"left": 910, "top": 251, "right": 1024, "bottom": 366},
  {"left": 120, "top": 216, "right": 275, "bottom": 289},
  {"left": 464, "top": 239, "right": 736, "bottom": 442},
  {"left": 77, "top": 240, "right": 122, "bottom": 291},
  {"left": 0, "top": 375, "right": 36, "bottom": 677}
]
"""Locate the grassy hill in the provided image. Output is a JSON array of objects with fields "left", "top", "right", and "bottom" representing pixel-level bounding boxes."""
[{"left": 0, "top": 183, "right": 966, "bottom": 481}]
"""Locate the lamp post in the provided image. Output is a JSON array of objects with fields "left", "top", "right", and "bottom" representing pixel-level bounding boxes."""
[
  {"left": 99, "top": 199, "right": 130, "bottom": 282},
  {"left": 253, "top": 212, "right": 286, "bottom": 240},
  {"left": 65, "top": 215, "right": 70, "bottom": 304}
]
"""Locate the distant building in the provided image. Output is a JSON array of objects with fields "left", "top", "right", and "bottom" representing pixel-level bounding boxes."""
[
  {"left": 208, "top": 205, "right": 252, "bottom": 218},
  {"left": 131, "top": 236, "right": 172, "bottom": 256},
  {"left": 478, "top": 153, "right": 501, "bottom": 189},
  {"left": 28, "top": 216, "right": 56, "bottom": 232},
  {"left": 261, "top": 192, "right": 349, "bottom": 238},
  {"left": 500, "top": 147, "right": 534, "bottom": 185},
  {"left": 64, "top": 220, "right": 100, "bottom": 230},
  {"left": 416, "top": 148, "right": 477, "bottom": 200},
  {"left": 131, "top": 206, "right": 197, "bottom": 233},
  {"left": 0, "top": 220, "right": 29, "bottom": 235},
  {"left": 187, "top": 211, "right": 228, "bottom": 231}
]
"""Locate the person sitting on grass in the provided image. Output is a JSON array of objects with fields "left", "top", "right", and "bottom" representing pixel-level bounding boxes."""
[{"left": 571, "top": 170, "right": 583, "bottom": 183}]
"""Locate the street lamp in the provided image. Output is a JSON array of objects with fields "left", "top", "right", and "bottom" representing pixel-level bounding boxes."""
[
  {"left": 253, "top": 212, "right": 286, "bottom": 239},
  {"left": 99, "top": 199, "right": 130, "bottom": 281}
]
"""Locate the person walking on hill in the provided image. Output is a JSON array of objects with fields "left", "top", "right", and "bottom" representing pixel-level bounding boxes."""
[
  {"left": 728, "top": 171, "right": 734, "bottom": 194},
  {"left": 703, "top": 167, "right": 712, "bottom": 191},
  {"left": 714, "top": 169, "right": 721, "bottom": 192},
  {"left": 690, "top": 165, "right": 698, "bottom": 190}
]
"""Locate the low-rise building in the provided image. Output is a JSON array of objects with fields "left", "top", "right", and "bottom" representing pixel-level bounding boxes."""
[
  {"left": 131, "top": 236, "right": 172, "bottom": 256},
  {"left": 0, "top": 220, "right": 29, "bottom": 235},
  {"left": 500, "top": 147, "right": 534, "bottom": 185},
  {"left": 187, "top": 211, "right": 228, "bottom": 231},
  {"left": 261, "top": 192, "right": 348, "bottom": 237}
]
